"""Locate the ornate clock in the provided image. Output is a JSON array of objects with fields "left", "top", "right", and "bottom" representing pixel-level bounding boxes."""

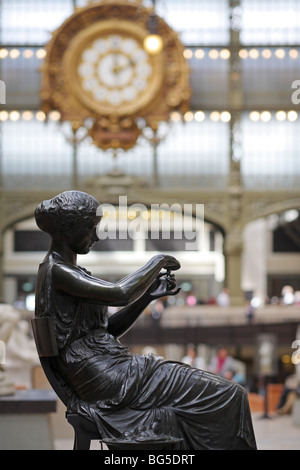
[
  {"left": 64, "top": 21, "right": 164, "bottom": 117},
  {"left": 41, "top": 0, "right": 190, "bottom": 151}
]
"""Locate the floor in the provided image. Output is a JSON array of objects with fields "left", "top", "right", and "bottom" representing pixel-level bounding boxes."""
[
  {"left": 252, "top": 412, "right": 300, "bottom": 450},
  {"left": 54, "top": 412, "right": 300, "bottom": 451}
]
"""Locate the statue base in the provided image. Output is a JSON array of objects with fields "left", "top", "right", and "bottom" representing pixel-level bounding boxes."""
[{"left": 0, "top": 370, "right": 15, "bottom": 396}]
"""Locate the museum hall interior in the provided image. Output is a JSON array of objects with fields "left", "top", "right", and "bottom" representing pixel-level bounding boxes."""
[{"left": 0, "top": 0, "right": 300, "bottom": 451}]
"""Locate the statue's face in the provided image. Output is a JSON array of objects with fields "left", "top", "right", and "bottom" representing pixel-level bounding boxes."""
[{"left": 67, "top": 216, "right": 101, "bottom": 254}]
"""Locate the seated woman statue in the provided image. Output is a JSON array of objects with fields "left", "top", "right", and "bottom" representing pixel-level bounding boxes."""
[{"left": 34, "top": 190, "right": 256, "bottom": 450}]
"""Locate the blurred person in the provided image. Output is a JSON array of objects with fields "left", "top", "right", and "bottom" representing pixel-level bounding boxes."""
[
  {"left": 217, "top": 288, "right": 230, "bottom": 307},
  {"left": 209, "top": 346, "right": 235, "bottom": 378},
  {"left": 275, "top": 374, "right": 300, "bottom": 415},
  {"left": 224, "top": 368, "right": 245, "bottom": 386},
  {"left": 181, "top": 344, "right": 206, "bottom": 370},
  {"left": 294, "top": 291, "right": 300, "bottom": 306},
  {"left": 142, "top": 346, "right": 159, "bottom": 357},
  {"left": 245, "top": 300, "right": 254, "bottom": 325}
]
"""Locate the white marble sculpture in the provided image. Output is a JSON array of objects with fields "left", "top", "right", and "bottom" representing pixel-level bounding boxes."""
[
  {"left": 0, "top": 302, "right": 20, "bottom": 396},
  {"left": 5, "top": 319, "right": 39, "bottom": 389}
]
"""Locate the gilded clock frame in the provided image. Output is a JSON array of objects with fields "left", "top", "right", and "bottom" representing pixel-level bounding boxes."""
[
  {"left": 41, "top": 0, "right": 191, "bottom": 151},
  {"left": 64, "top": 20, "right": 164, "bottom": 117}
]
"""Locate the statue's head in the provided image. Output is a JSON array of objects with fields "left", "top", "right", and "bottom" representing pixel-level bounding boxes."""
[{"left": 35, "top": 190, "right": 102, "bottom": 239}]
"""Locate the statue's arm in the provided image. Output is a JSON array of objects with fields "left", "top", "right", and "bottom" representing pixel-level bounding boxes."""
[
  {"left": 107, "top": 292, "right": 153, "bottom": 338},
  {"left": 52, "top": 255, "right": 180, "bottom": 307},
  {"left": 108, "top": 273, "right": 180, "bottom": 338}
]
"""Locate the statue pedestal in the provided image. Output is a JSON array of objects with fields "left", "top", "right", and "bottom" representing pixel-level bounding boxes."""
[
  {"left": 0, "top": 370, "right": 15, "bottom": 396},
  {"left": 0, "top": 389, "right": 57, "bottom": 450}
]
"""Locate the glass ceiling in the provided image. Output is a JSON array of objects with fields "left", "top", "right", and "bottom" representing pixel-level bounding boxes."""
[
  {"left": 0, "top": 0, "right": 299, "bottom": 190},
  {"left": 1, "top": 0, "right": 300, "bottom": 46}
]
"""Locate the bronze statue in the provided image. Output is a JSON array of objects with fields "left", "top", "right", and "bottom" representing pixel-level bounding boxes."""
[{"left": 34, "top": 190, "right": 257, "bottom": 450}]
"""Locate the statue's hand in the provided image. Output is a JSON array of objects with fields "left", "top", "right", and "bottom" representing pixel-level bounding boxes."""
[
  {"left": 162, "top": 255, "right": 181, "bottom": 271},
  {"left": 148, "top": 272, "right": 181, "bottom": 300}
]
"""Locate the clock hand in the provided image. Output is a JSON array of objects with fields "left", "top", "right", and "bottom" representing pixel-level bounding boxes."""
[
  {"left": 112, "top": 53, "right": 134, "bottom": 75},
  {"left": 112, "top": 53, "right": 119, "bottom": 74},
  {"left": 112, "top": 64, "right": 126, "bottom": 74},
  {"left": 112, "top": 63, "right": 133, "bottom": 74}
]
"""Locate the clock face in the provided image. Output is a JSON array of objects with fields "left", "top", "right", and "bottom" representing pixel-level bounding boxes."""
[
  {"left": 64, "top": 21, "right": 164, "bottom": 116},
  {"left": 78, "top": 34, "right": 152, "bottom": 107}
]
